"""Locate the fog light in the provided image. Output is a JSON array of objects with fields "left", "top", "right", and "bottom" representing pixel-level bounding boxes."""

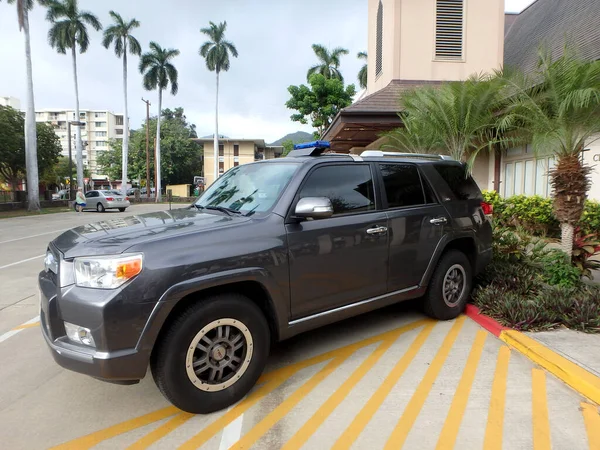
[{"left": 64, "top": 322, "right": 96, "bottom": 347}]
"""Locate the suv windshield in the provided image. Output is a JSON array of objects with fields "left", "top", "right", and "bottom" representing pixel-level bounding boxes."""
[{"left": 195, "top": 162, "right": 299, "bottom": 215}]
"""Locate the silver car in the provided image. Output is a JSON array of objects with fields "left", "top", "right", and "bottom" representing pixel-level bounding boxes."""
[{"left": 83, "top": 190, "right": 131, "bottom": 212}]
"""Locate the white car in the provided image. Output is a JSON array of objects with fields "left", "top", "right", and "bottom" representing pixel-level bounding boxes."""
[{"left": 83, "top": 190, "right": 131, "bottom": 212}]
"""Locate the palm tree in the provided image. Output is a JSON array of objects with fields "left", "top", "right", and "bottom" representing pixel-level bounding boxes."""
[
  {"left": 498, "top": 50, "right": 600, "bottom": 256},
  {"left": 2, "top": 0, "right": 40, "bottom": 211},
  {"left": 102, "top": 11, "right": 141, "bottom": 198},
  {"left": 199, "top": 21, "right": 238, "bottom": 184},
  {"left": 44, "top": 0, "right": 101, "bottom": 191},
  {"left": 357, "top": 51, "right": 368, "bottom": 90},
  {"left": 139, "top": 42, "right": 179, "bottom": 202},
  {"left": 307, "top": 44, "right": 349, "bottom": 82}
]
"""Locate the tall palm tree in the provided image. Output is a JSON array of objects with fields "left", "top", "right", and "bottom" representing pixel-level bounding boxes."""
[
  {"left": 102, "top": 11, "right": 141, "bottom": 198},
  {"left": 307, "top": 44, "right": 349, "bottom": 82},
  {"left": 499, "top": 50, "right": 600, "bottom": 255},
  {"left": 199, "top": 21, "right": 238, "bottom": 184},
  {"left": 43, "top": 0, "right": 102, "bottom": 191},
  {"left": 2, "top": 0, "right": 40, "bottom": 211},
  {"left": 139, "top": 42, "right": 179, "bottom": 202},
  {"left": 357, "top": 51, "right": 368, "bottom": 90}
]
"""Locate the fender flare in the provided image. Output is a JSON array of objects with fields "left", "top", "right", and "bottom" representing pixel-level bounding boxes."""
[{"left": 419, "top": 232, "right": 478, "bottom": 288}]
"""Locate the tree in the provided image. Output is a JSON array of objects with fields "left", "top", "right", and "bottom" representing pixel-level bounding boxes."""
[
  {"left": 286, "top": 74, "right": 356, "bottom": 136},
  {"left": 307, "top": 44, "right": 349, "bottom": 82},
  {"left": 2, "top": 0, "right": 40, "bottom": 211},
  {"left": 498, "top": 50, "right": 600, "bottom": 255},
  {"left": 43, "top": 0, "right": 102, "bottom": 191},
  {"left": 199, "top": 21, "right": 238, "bottom": 184},
  {"left": 357, "top": 51, "right": 367, "bottom": 90},
  {"left": 0, "top": 106, "right": 61, "bottom": 195},
  {"left": 281, "top": 139, "right": 294, "bottom": 157},
  {"left": 41, "top": 156, "right": 90, "bottom": 188},
  {"left": 102, "top": 10, "right": 141, "bottom": 197},
  {"left": 139, "top": 42, "right": 179, "bottom": 202}
]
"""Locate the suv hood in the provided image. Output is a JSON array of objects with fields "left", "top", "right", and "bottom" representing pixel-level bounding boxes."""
[{"left": 53, "top": 208, "right": 251, "bottom": 258}]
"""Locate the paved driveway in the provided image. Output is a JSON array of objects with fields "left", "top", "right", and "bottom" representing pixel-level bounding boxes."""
[{"left": 0, "top": 207, "right": 598, "bottom": 449}]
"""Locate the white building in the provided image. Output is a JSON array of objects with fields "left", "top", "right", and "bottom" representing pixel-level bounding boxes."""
[
  {"left": 34, "top": 109, "right": 125, "bottom": 178},
  {"left": 0, "top": 96, "right": 21, "bottom": 109}
]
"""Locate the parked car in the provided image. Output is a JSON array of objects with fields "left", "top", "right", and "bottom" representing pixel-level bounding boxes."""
[
  {"left": 39, "top": 142, "right": 492, "bottom": 414},
  {"left": 140, "top": 187, "right": 156, "bottom": 195},
  {"left": 82, "top": 190, "right": 131, "bottom": 212},
  {"left": 52, "top": 189, "right": 68, "bottom": 201},
  {"left": 126, "top": 188, "right": 139, "bottom": 196}
]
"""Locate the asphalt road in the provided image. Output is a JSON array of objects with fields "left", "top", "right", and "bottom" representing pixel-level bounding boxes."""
[{"left": 0, "top": 206, "right": 598, "bottom": 449}]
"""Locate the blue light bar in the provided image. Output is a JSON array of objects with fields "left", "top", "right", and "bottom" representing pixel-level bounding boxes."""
[{"left": 293, "top": 140, "right": 330, "bottom": 150}]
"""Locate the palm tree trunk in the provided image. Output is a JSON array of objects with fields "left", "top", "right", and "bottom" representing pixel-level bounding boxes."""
[
  {"left": 155, "top": 88, "right": 162, "bottom": 202},
  {"left": 23, "top": 9, "right": 40, "bottom": 212},
  {"left": 213, "top": 71, "right": 219, "bottom": 185},
  {"left": 121, "top": 41, "right": 129, "bottom": 198},
  {"left": 71, "top": 46, "right": 84, "bottom": 191}
]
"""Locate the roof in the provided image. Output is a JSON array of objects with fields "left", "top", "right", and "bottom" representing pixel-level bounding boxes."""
[
  {"left": 504, "top": 0, "right": 600, "bottom": 74},
  {"left": 191, "top": 138, "right": 283, "bottom": 149}
]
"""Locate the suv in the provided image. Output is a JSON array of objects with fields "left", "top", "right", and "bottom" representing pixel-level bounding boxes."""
[{"left": 39, "top": 142, "right": 492, "bottom": 414}]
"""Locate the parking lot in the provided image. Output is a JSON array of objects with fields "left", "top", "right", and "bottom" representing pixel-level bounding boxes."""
[{"left": 0, "top": 206, "right": 598, "bottom": 449}]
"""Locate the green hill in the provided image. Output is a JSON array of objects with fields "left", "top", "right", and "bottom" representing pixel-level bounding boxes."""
[{"left": 270, "top": 131, "right": 313, "bottom": 146}]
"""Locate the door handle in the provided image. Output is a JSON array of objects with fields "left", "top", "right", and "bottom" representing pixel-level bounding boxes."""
[
  {"left": 430, "top": 217, "right": 448, "bottom": 225},
  {"left": 366, "top": 226, "right": 388, "bottom": 235}
]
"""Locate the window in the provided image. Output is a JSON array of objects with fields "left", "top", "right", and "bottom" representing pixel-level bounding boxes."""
[
  {"left": 379, "top": 164, "right": 426, "bottom": 208},
  {"left": 95, "top": 131, "right": 107, "bottom": 137},
  {"left": 375, "top": 0, "right": 383, "bottom": 77},
  {"left": 219, "top": 144, "right": 224, "bottom": 156},
  {"left": 95, "top": 122, "right": 106, "bottom": 128},
  {"left": 234, "top": 161, "right": 239, "bottom": 167},
  {"left": 95, "top": 112, "right": 106, "bottom": 118},
  {"left": 219, "top": 161, "right": 224, "bottom": 173},
  {"left": 434, "top": 164, "right": 482, "bottom": 200},
  {"left": 435, "top": 0, "right": 464, "bottom": 61},
  {"left": 115, "top": 115, "right": 124, "bottom": 125},
  {"left": 234, "top": 144, "right": 239, "bottom": 156},
  {"left": 299, "top": 165, "right": 375, "bottom": 215},
  {"left": 116, "top": 129, "right": 123, "bottom": 135},
  {"left": 96, "top": 141, "right": 107, "bottom": 147}
]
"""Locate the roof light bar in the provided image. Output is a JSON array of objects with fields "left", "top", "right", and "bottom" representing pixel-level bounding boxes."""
[{"left": 293, "top": 140, "right": 330, "bottom": 150}]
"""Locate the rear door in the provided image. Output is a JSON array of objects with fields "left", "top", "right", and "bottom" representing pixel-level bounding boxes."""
[{"left": 377, "top": 163, "right": 448, "bottom": 291}]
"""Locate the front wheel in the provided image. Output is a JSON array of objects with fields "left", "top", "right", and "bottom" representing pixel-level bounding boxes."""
[
  {"left": 151, "top": 294, "right": 270, "bottom": 414},
  {"left": 423, "top": 250, "right": 472, "bottom": 320}
]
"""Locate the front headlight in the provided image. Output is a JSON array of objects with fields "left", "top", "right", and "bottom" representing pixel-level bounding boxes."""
[{"left": 74, "top": 254, "right": 143, "bottom": 289}]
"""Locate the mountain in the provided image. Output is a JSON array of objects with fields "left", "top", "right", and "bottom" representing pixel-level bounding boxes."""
[{"left": 269, "top": 131, "right": 313, "bottom": 146}]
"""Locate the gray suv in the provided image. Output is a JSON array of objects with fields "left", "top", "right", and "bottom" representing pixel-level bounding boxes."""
[{"left": 39, "top": 142, "right": 492, "bottom": 414}]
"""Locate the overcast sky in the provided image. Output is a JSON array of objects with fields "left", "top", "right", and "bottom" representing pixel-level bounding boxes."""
[{"left": 0, "top": 0, "right": 536, "bottom": 143}]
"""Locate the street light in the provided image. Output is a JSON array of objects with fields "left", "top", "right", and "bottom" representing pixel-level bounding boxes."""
[{"left": 67, "top": 120, "right": 85, "bottom": 200}]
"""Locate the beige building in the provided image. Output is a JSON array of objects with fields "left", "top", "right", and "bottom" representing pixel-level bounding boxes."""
[{"left": 193, "top": 138, "right": 283, "bottom": 187}]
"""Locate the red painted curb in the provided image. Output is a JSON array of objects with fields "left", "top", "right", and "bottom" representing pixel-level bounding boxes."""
[{"left": 465, "top": 304, "right": 508, "bottom": 337}]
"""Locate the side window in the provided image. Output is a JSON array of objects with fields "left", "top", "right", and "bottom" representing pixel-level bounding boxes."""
[
  {"left": 299, "top": 165, "right": 375, "bottom": 215},
  {"left": 434, "top": 164, "right": 482, "bottom": 200},
  {"left": 379, "top": 164, "right": 425, "bottom": 208},
  {"left": 85, "top": 192, "right": 93, "bottom": 198}
]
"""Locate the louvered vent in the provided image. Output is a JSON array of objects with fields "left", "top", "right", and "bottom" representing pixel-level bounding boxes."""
[
  {"left": 375, "top": 0, "right": 383, "bottom": 77},
  {"left": 435, "top": 0, "right": 464, "bottom": 60}
]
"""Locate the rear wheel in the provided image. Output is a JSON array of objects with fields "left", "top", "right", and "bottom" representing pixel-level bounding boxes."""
[
  {"left": 97, "top": 203, "right": 105, "bottom": 213},
  {"left": 423, "top": 250, "right": 472, "bottom": 320},
  {"left": 151, "top": 294, "right": 270, "bottom": 414},
  {"left": 118, "top": 208, "right": 126, "bottom": 212}
]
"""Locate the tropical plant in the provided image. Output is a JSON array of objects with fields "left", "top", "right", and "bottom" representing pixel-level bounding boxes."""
[
  {"left": 2, "top": 0, "right": 40, "bottom": 211},
  {"left": 199, "top": 21, "right": 238, "bottom": 184},
  {"left": 102, "top": 11, "right": 141, "bottom": 197},
  {"left": 307, "top": 44, "right": 348, "bottom": 82},
  {"left": 572, "top": 229, "right": 600, "bottom": 279},
  {"left": 357, "top": 51, "right": 367, "bottom": 90},
  {"left": 43, "top": 0, "right": 102, "bottom": 190},
  {"left": 139, "top": 42, "right": 179, "bottom": 201},
  {"left": 498, "top": 49, "right": 600, "bottom": 255}
]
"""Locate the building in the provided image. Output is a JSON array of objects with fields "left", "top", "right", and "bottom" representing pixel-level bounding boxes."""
[
  {"left": 34, "top": 109, "right": 125, "bottom": 178},
  {"left": 322, "top": 0, "right": 600, "bottom": 201},
  {"left": 0, "top": 96, "right": 21, "bottom": 109},
  {"left": 193, "top": 138, "right": 283, "bottom": 187}
]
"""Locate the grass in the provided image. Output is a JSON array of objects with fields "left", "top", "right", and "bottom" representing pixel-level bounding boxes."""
[{"left": 0, "top": 207, "right": 72, "bottom": 219}]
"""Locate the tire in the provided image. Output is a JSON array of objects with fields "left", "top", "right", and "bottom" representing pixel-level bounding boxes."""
[
  {"left": 118, "top": 208, "right": 126, "bottom": 212},
  {"left": 423, "top": 250, "right": 472, "bottom": 320},
  {"left": 97, "top": 203, "right": 105, "bottom": 213},
  {"left": 151, "top": 294, "right": 270, "bottom": 414}
]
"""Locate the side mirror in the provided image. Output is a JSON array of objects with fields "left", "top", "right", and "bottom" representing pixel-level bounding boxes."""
[{"left": 294, "top": 197, "right": 333, "bottom": 220}]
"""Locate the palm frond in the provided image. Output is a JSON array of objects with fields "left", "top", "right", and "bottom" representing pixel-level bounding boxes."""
[
  {"left": 80, "top": 11, "right": 101, "bottom": 31},
  {"left": 128, "top": 35, "right": 141, "bottom": 55}
]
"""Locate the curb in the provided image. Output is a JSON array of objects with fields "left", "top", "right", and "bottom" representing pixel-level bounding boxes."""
[{"left": 465, "top": 304, "right": 600, "bottom": 406}]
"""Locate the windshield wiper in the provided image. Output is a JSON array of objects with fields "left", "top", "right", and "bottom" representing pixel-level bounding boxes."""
[{"left": 199, "top": 205, "right": 242, "bottom": 216}]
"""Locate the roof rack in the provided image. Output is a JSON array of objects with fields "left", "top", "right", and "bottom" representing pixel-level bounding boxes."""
[{"left": 360, "top": 150, "right": 454, "bottom": 160}]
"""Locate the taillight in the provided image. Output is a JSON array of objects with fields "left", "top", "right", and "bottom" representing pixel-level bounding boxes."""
[
  {"left": 125, "top": 197, "right": 129, "bottom": 201},
  {"left": 105, "top": 197, "right": 114, "bottom": 201},
  {"left": 481, "top": 201, "right": 493, "bottom": 215}
]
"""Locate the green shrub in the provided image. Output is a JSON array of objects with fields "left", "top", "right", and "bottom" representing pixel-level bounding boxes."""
[
  {"left": 580, "top": 201, "right": 600, "bottom": 236},
  {"left": 538, "top": 249, "right": 582, "bottom": 288}
]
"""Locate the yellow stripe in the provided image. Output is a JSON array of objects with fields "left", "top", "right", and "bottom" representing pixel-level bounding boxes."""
[
  {"left": 384, "top": 316, "right": 466, "bottom": 450},
  {"left": 436, "top": 330, "right": 487, "bottom": 450},
  {"left": 50, "top": 407, "right": 180, "bottom": 450},
  {"left": 531, "top": 369, "right": 551, "bottom": 450},
  {"left": 229, "top": 354, "right": 350, "bottom": 450},
  {"left": 281, "top": 322, "right": 421, "bottom": 450},
  {"left": 581, "top": 402, "right": 600, "bottom": 450},
  {"left": 483, "top": 345, "right": 511, "bottom": 450},
  {"left": 12, "top": 322, "right": 40, "bottom": 330},
  {"left": 332, "top": 322, "right": 436, "bottom": 450},
  {"left": 127, "top": 413, "right": 195, "bottom": 450}
]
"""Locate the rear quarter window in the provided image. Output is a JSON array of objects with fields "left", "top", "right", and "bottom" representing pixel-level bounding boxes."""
[{"left": 433, "top": 164, "right": 482, "bottom": 200}]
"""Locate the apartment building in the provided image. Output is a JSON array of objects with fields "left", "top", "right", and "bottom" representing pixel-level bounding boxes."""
[
  {"left": 34, "top": 109, "right": 125, "bottom": 178},
  {"left": 1, "top": 96, "right": 21, "bottom": 109}
]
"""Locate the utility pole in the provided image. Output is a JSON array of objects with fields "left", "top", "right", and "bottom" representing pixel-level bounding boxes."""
[
  {"left": 142, "top": 98, "right": 151, "bottom": 198},
  {"left": 154, "top": 136, "right": 158, "bottom": 202}
]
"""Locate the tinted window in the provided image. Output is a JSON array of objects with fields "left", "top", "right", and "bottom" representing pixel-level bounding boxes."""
[
  {"left": 300, "top": 165, "right": 375, "bottom": 215},
  {"left": 85, "top": 191, "right": 98, "bottom": 198},
  {"left": 379, "top": 164, "right": 425, "bottom": 208},
  {"left": 434, "top": 164, "right": 482, "bottom": 200}
]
